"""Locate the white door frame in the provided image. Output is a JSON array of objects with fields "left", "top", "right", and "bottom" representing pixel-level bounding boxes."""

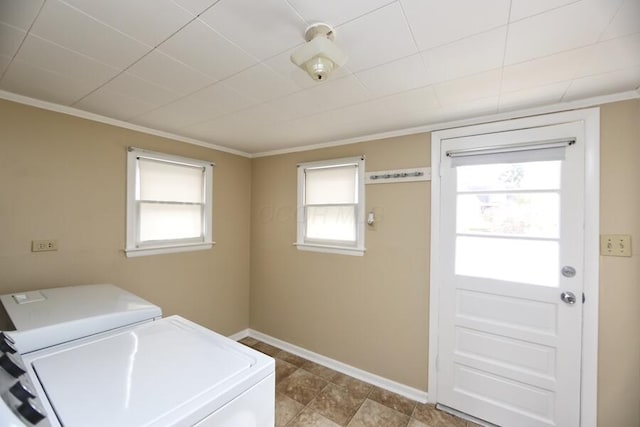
[{"left": 428, "top": 108, "right": 600, "bottom": 427}]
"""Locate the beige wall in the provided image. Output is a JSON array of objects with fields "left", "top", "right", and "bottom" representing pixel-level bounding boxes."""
[
  {"left": 0, "top": 99, "right": 252, "bottom": 335},
  {"left": 1, "top": 96, "right": 638, "bottom": 425},
  {"left": 598, "top": 99, "right": 640, "bottom": 427},
  {"left": 250, "top": 134, "right": 431, "bottom": 389},
  {"left": 250, "top": 100, "right": 640, "bottom": 425}
]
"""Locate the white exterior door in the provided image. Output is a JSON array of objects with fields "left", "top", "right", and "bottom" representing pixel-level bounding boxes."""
[{"left": 437, "top": 122, "right": 585, "bottom": 427}]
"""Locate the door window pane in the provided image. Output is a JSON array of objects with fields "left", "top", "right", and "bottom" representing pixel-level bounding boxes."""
[
  {"left": 457, "top": 161, "right": 561, "bottom": 192},
  {"left": 457, "top": 193, "right": 559, "bottom": 238},
  {"left": 455, "top": 236, "right": 559, "bottom": 287}
]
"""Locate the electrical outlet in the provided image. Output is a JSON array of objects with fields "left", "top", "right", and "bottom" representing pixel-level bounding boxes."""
[
  {"left": 31, "top": 240, "right": 58, "bottom": 252},
  {"left": 600, "top": 234, "right": 631, "bottom": 257}
]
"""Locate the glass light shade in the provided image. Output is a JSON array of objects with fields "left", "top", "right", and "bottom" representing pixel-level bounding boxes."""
[{"left": 304, "top": 56, "right": 334, "bottom": 81}]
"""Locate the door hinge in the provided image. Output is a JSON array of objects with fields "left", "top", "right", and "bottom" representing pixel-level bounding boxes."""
[{"left": 582, "top": 292, "right": 586, "bottom": 304}]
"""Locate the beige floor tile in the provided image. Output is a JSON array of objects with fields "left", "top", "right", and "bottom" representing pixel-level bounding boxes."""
[
  {"left": 308, "top": 383, "right": 367, "bottom": 426},
  {"left": 276, "top": 369, "right": 328, "bottom": 405},
  {"left": 288, "top": 407, "right": 341, "bottom": 427},
  {"left": 238, "top": 336, "right": 259, "bottom": 347},
  {"left": 301, "top": 360, "right": 339, "bottom": 381},
  {"left": 253, "top": 341, "right": 281, "bottom": 357},
  {"left": 368, "top": 386, "right": 416, "bottom": 416},
  {"left": 331, "top": 372, "right": 372, "bottom": 400},
  {"left": 276, "top": 358, "right": 298, "bottom": 383},
  {"left": 412, "top": 403, "right": 465, "bottom": 427},
  {"left": 347, "top": 399, "right": 410, "bottom": 427},
  {"left": 275, "top": 392, "right": 304, "bottom": 427},
  {"left": 275, "top": 349, "right": 307, "bottom": 367},
  {"left": 407, "top": 418, "right": 429, "bottom": 427}
]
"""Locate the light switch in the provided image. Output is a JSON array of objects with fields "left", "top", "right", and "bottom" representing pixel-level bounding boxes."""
[{"left": 600, "top": 234, "right": 632, "bottom": 257}]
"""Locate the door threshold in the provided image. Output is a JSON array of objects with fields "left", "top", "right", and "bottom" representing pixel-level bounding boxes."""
[{"left": 436, "top": 404, "right": 499, "bottom": 427}]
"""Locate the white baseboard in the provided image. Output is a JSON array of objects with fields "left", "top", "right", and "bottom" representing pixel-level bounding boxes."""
[
  {"left": 247, "top": 329, "right": 428, "bottom": 404},
  {"left": 228, "top": 328, "right": 250, "bottom": 341}
]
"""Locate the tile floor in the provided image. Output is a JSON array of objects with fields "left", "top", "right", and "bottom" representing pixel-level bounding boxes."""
[{"left": 239, "top": 337, "right": 478, "bottom": 427}]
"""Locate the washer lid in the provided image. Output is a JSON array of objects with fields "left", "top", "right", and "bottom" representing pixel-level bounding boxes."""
[{"left": 31, "top": 316, "right": 270, "bottom": 427}]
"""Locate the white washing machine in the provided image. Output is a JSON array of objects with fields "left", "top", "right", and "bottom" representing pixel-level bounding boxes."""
[{"left": 0, "top": 285, "right": 275, "bottom": 426}]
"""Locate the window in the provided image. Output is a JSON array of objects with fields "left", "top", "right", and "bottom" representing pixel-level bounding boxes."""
[
  {"left": 296, "top": 156, "right": 365, "bottom": 256},
  {"left": 126, "top": 147, "right": 214, "bottom": 257}
]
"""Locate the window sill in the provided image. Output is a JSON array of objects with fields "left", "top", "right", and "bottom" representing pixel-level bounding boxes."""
[
  {"left": 294, "top": 243, "right": 365, "bottom": 256},
  {"left": 125, "top": 242, "right": 215, "bottom": 258}
]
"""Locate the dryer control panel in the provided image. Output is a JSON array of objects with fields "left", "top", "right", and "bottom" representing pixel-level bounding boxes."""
[{"left": 0, "top": 333, "right": 49, "bottom": 426}]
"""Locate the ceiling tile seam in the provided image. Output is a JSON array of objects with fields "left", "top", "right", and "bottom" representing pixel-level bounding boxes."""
[
  {"left": 0, "top": 0, "right": 47, "bottom": 84},
  {"left": 416, "top": 23, "right": 509, "bottom": 58},
  {"left": 169, "top": 0, "right": 223, "bottom": 19},
  {"left": 507, "top": 0, "right": 581, "bottom": 24},
  {"left": 282, "top": 0, "right": 311, "bottom": 26},
  {"left": 193, "top": 17, "right": 264, "bottom": 69},
  {"left": 595, "top": 0, "right": 628, "bottom": 43},
  {"left": 332, "top": 1, "right": 399, "bottom": 29},
  {"left": 496, "top": 0, "right": 514, "bottom": 107}
]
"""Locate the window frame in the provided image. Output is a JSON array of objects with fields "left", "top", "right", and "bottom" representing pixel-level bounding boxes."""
[
  {"left": 125, "top": 147, "right": 214, "bottom": 257},
  {"left": 296, "top": 156, "right": 365, "bottom": 256}
]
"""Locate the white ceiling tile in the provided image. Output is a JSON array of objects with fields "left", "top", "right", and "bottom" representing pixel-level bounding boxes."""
[
  {"left": 62, "top": 0, "right": 193, "bottom": 47},
  {"left": 356, "top": 53, "right": 429, "bottom": 98},
  {"left": 14, "top": 35, "right": 119, "bottom": 88},
  {"left": 158, "top": 19, "right": 256, "bottom": 80},
  {"left": 286, "top": 0, "right": 395, "bottom": 26},
  {"left": 0, "top": 0, "right": 44, "bottom": 30},
  {"left": 0, "top": 59, "right": 95, "bottom": 104},
  {"left": 499, "top": 81, "right": 570, "bottom": 112},
  {"left": 509, "top": 0, "right": 578, "bottom": 22},
  {"left": 434, "top": 69, "right": 502, "bottom": 106},
  {"left": 564, "top": 67, "right": 640, "bottom": 100},
  {"left": 0, "top": 22, "right": 25, "bottom": 57},
  {"left": 131, "top": 96, "right": 225, "bottom": 130},
  {"left": 427, "top": 96, "right": 500, "bottom": 124},
  {"left": 504, "top": 0, "right": 623, "bottom": 65},
  {"left": 127, "top": 50, "right": 215, "bottom": 96},
  {"left": 422, "top": 27, "right": 507, "bottom": 84},
  {"left": 223, "top": 63, "right": 300, "bottom": 102},
  {"left": 170, "top": 0, "right": 219, "bottom": 16},
  {"left": 267, "top": 75, "right": 371, "bottom": 120},
  {"left": 337, "top": 3, "right": 417, "bottom": 72},
  {"left": 95, "top": 72, "right": 181, "bottom": 106},
  {"left": 401, "top": 0, "right": 510, "bottom": 50},
  {"left": 30, "top": 0, "right": 150, "bottom": 69},
  {"left": 74, "top": 88, "right": 158, "bottom": 121},
  {"left": 184, "top": 82, "right": 257, "bottom": 114},
  {"left": 576, "top": 33, "right": 640, "bottom": 78},
  {"left": 501, "top": 46, "right": 592, "bottom": 93},
  {"left": 263, "top": 45, "right": 352, "bottom": 90},
  {"left": 199, "top": 0, "right": 306, "bottom": 60},
  {"left": 600, "top": 0, "right": 640, "bottom": 40}
]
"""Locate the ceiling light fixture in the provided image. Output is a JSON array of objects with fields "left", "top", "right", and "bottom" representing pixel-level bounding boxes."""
[{"left": 290, "top": 23, "right": 347, "bottom": 82}]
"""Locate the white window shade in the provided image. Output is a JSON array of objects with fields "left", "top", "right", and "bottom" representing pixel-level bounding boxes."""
[
  {"left": 305, "top": 164, "right": 357, "bottom": 204},
  {"left": 138, "top": 158, "right": 204, "bottom": 203},
  {"left": 126, "top": 148, "right": 214, "bottom": 257}
]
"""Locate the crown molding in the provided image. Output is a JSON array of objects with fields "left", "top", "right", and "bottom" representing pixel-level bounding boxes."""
[{"left": 0, "top": 90, "right": 252, "bottom": 158}]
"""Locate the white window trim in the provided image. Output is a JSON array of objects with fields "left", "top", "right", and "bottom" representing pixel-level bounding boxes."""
[
  {"left": 295, "top": 156, "right": 366, "bottom": 256},
  {"left": 125, "top": 147, "right": 215, "bottom": 258}
]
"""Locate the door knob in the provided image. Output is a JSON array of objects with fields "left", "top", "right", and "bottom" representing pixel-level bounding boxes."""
[{"left": 561, "top": 291, "right": 576, "bottom": 304}]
